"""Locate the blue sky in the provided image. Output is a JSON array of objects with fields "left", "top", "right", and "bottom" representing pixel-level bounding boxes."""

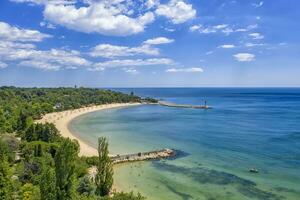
[{"left": 0, "top": 0, "right": 299, "bottom": 87}]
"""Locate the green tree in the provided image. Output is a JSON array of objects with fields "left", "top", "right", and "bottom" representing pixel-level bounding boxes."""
[
  {"left": 0, "top": 108, "right": 6, "bottom": 134},
  {"left": 0, "top": 139, "right": 15, "bottom": 163},
  {"left": 23, "top": 124, "right": 37, "bottom": 142},
  {"left": 0, "top": 157, "right": 12, "bottom": 200},
  {"left": 21, "top": 183, "right": 40, "bottom": 200},
  {"left": 17, "top": 110, "right": 30, "bottom": 131},
  {"left": 95, "top": 137, "right": 113, "bottom": 196},
  {"left": 77, "top": 175, "right": 95, "bottom": 196},
  {"left": 40, "top": 165, "right": 56, "bottom": 200},
  {"left": 55, "top": 139, "right": 79, "bottom": 200}
]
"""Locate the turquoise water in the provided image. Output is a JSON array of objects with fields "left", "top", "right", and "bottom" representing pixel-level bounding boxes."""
[{"left": 70, "top": 88, "right": 300, "bottom": 200}]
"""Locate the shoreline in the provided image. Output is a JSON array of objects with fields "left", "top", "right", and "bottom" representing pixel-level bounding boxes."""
[{"left": 36, "top": 102, "right": 142, "bottom": 156}]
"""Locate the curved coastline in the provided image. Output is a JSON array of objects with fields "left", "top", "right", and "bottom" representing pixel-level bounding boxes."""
[{"left": 37, "top": 103, "right": 142, "bottom": 156}]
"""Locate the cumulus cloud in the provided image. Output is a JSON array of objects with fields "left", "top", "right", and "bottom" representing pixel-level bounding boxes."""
[
  {"left": 145, "top": 0, "right": 160, "bottom": 9},
  {"left": 0, "top": 40, "right": 91, "bottom": 70},
  {"left": 0, "top": 21, "right": 51, "bottom": 42},
  {"left": 43, "top": 3, "right": 155, "bottom": 36},
  {"left": 0, "top": 61, "right": 8, "bottom": 69},
  {"left": 219, "top": 44, "right": 235, "bottom": 49},
  {"left": 90, "top": 37, "right": 173, "bottom": 58},
  {"left": 0, "top": 41, "right": 36, "bottom": 49},
  {"left": 91, "top": 58, "right": 174, "bottom": 71},
  {"left": 249, "top": 32, "right": 264, "bottom": 40},
  {"left": 233, "top": 53, "right": 255, "bottom": 62},
  {"left": 143, "top": 37, "right": 174, "bottom": 45},
  {"left": 155, "top": 0, "right": 196, "bottom": 24},
  {"left": 166, "top": 67, "right": 203, "bottom": 73},
  {"left": 0, "top": 21, "right": 83, "bottom": 71},
  {"left": 12, "top": 0, "right": 197, "bottom": 35}
]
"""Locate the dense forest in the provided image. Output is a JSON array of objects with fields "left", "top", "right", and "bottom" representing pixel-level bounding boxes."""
[{"left": 0, "top": 87, "right": 151, "bottom": 200}]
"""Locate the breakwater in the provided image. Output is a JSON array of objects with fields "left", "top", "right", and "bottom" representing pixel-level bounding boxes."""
[
  {"left": 111, "top": 148, "right": 175, "bottom": 164},
  {"left": 159, "top": 101, "right": 211, "bottom": 109},
  {"left": 88, "top": 149, "right": 176, "bottom": 179}
]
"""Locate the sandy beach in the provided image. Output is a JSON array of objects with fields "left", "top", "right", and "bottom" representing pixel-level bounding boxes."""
[{"left": 37, "top": 103, "right": 142, "bottom": 156}]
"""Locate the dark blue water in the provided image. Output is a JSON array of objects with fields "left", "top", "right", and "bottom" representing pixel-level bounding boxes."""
[{"left": 72, "top": 88, "right": 300, "bottom": 199}]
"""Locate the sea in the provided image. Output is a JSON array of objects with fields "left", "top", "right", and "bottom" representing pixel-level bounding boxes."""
[{"left": 69, "top": 88, "right": 300, "bottom": 200}]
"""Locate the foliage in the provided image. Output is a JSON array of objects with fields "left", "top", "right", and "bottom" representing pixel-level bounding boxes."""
[
  {"left": 40, "top": 165, "right": 57, "bottom": 200},
  {"left": 142, "top": 97, "right": 158, "bottom": 103},
  {"left": 95, "top": 137, "right": 113, "bottom": 196},
  {"left": 0, "top": 87, "right": 150, "bottom": 200},
  {"left": 0, "top": 87, "right": 142, "bottom": 134},
  {"left": 20, "top": 141, "right": 60, "bottom": 160},
  {"left": 0, "top": 138, "right": 16, "bottom": 163},
  {"left": 23, "top": 123, "right": 60, "bottom": 143},
  {"left": 55, "top": 138, "right": 79, "bottom": 200},
  {"left": 21, "top": 183, "right": 40, "bottom": 200},
  {"left": 0, "top": 157, "right": 13, "bottom": 200},
  {"left": 77, "top": 175, "right": 95, "bottom": 196},
  {"left": 80, "top": 156, "right": 99, "bottom": 167}
]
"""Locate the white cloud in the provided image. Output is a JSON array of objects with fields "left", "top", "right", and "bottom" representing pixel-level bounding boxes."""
[
  {"left": 123, "top": 68, "right": 139, "bottom": 74},
  {"left": 0, "top": 41, "right": 36, "bottom": 49},
  {"left": 10, "top": 0, "right": 75, "bottom": 5},
  {"left": 219, "top": 44, "right": 235, "bottom": 49},
  {"left": 252, "top": 1, "right": 264, "bottom": 8},
  {"left": 206, "top": 51, "right": 213, "bottom": 55},
  {"left": 249, "top": 32, "right": 264, "bottom": 40},
  {"left": 155, "top": 0, "right": 196, "bottom": 24},
  {"left": 190, "top": 24, "right": 258, "bottom": 35},
  {"left": 0, "top": 61, "right": 8, "bottom": 69},
  {"left": 12, "top": 0, "right": 197, "bottom": 35},
  {"left": 233, "top": 53, "right": 255, "bottom": 62},
  {"left": 91, "top": 58, "right": 174, "bottom": 71},
  {"left": 0, "top": 21, "right": 51, "bottom": 42},
  {"left": 19, "top": 60, "right": 61, "bottom": 70},
  {"left": 190, "top": 24, "right": 234, "bottom": 34},
  {"left": 143, "top": 37, "right": 174, "bottom": 45},
  {"left": 43, "top": 3, "right": 155, "bottom": 36},
  {"left": 166, "top": 67, "right": 203, "bottom": 73},
  {"left": 189, "top": 25, "right": 201, "bottom": 32},
  {"left": 0, "top": 40, "right": 91, "bottom": 70},
  {"left": 145, "top": 0, "right": 160, "bottom": 9},
  {"left": 40, "top": 21, "right": 56, "bottom": 29},
  {"left": 245, "top": 43, "right": 265, "bottom": 47},
  {"left": 90, "top": 37, "right": 173, "bottom": 58},
  {"left": 235, "top": 24, "right": 258, "bottom": 32},
  {"left": 90, "top": 43, "right": 159, "bottom": 58},
  {"left": 189, "top": 24, "right": 229, "bottom": 34},
  {"left": 214, "top": 24, "right": 228, "bottom": 29},
  {"left": 164, "top": 27, "right": 175, "bottom": 32}
]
